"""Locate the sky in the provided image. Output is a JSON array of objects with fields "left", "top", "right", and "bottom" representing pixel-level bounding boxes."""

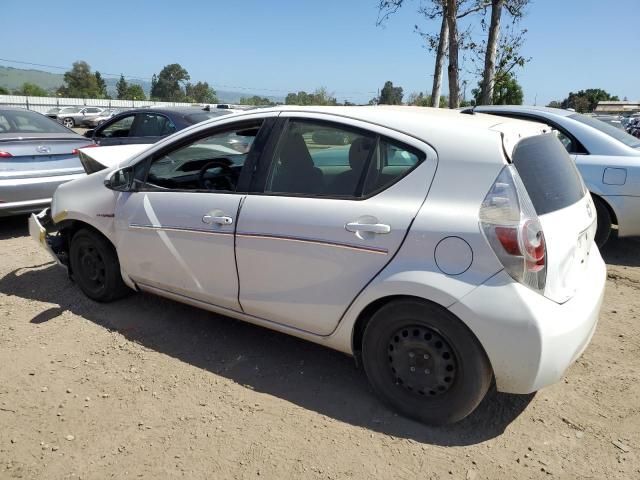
[{"left": 2, "top": 0, "right": 639, "bottom": 105}]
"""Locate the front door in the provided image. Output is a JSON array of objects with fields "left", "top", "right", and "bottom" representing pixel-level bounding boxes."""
[
  {"left": 235, "top": 116, "right": 437, "bottom": 335},
  {"left": 114, "top": 119, "right": 268, "bottom": 310}
]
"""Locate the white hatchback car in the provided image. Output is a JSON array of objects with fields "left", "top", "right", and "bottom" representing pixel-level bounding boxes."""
[{"left": 29, "top": 106, "right": 606, "bottom": 424}]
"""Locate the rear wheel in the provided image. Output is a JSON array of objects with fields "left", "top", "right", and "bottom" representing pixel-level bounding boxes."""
[
  {"left": 69, "top": 229, "right": 130, "bottom": 302},
  {"left": 593, "top": 196, "right": 612, "bottom": 248},
  {"left": 362, "top": 299, "right": 492, "bottom": 425},
  {"left": 63, "top": 117, "right": 75, "bottom": 128}
]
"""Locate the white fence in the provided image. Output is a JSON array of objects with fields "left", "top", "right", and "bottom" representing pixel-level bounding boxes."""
[{"left": 0, "top": 94, "right": 196, "bottom": 115}]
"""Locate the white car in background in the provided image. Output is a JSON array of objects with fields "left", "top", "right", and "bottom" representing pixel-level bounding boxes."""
[
  {"left": 466, "top": 105, "right": 640, "bottom": 246},
  {"left": 29, "top": 106, "right": 605, "bottom": 424}
]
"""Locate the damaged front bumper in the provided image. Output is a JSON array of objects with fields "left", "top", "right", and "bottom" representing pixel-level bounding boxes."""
[{"left": 28, "top": 208, "right": 68, "bottom": 268}]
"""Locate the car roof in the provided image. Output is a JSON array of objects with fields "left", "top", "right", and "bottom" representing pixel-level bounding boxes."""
[{"left": 466, "top": 105, "right": 575, "bottom": 118}]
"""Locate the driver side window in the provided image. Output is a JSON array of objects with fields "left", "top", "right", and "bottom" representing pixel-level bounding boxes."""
[{"left": 143, "top": 121, "right": 263, "bottom": 192}]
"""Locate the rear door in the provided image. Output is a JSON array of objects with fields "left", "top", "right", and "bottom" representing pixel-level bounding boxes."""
[
  {"left": 235, "top": 114, "right": 437, "bottom": 335},
  {"left": 127, "top": 112, "right": 177, "bottom": 144}
]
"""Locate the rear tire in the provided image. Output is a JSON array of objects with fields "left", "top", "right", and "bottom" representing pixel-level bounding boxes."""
[
  {"left": 69, "top": 229, "right": 130, "bottom": 302},
  {"left": 362, "top": 299, "right": 492, "bottom": 425},
  {"left": 593, "top": 197, "right": 612, "bottom": 248},
  {"left": 63, "top": 118, "right": 75, "bottom": 128}
]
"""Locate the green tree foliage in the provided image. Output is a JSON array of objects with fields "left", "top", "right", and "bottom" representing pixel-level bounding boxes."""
[
  {"left": 559, "top": 89, "right": 619, "bottom": 113},
  {"left": 151, "top": 64, "right": 190, "bottom": 101},
  {"left": 95, "top": 71, "right": 108, "bottom": 98},
  {"left": 472, "top": 72, "right": 523, "bottom": 105},
  {"left": 240, "top": 95, "right": 276, "bottom": 106},
  {"left": 546, "top": 100, "right": 562, "bottom": 108},
  {"left": 13, "top": 82, "right": 48, "bottom": 96},
  {"left": 0, "top": 86, "right": 8, "bottom": 95},
  {"left": 407, "top": 91, "right": 448, "bottom": 108},
  {"left": 57, "top": 61, "right": 100, "bottom": 98},
  {"left": 185, "top": 81, "right": 218, "bottom": 103},
  {"left": 378, "top": 81, "right": 404, "bottom": 105},
  {"left": 116, "top": 74, "right": 129, "bottom": 100},
  {"left": 126, "top": 84, "right": 146, "bottom": 100},
  {"left": 285, "top": 88, "right": 337, "bottom": 106}
]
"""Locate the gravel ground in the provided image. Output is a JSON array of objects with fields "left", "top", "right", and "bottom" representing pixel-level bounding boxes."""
[{"left": 1, "top": 215, "right": 639, "bottom": 479}]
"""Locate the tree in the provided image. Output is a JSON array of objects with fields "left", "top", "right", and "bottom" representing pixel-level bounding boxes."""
[
  {"left": 446, "top": 0, "right": 460, "bottom": 108},
  {"left": 285, "top": 88, "right": 337, "bottom": 106},
  {"left": 126, "top": 84, "right": 146, "bottom": 100},
  {"left": 95, "top": 71, "right": 108, "bottom": 98},
  {"left": 57, "top": 61, "right": 100, "bottom": 98},
  {"left": 185, "top": 81, "right": 218, "bottom": 103},
  {"left": 473, "top": 72, "right": 522, "bottom": 104},
  {"left": 407, "top": 91, "right": 448, "bottom": 107},
  {"left": 546, "top": 100, "right": 562, "bottom": 108},
  {"left": 559, "top": 89, "right": 619, "bottom": 113},
  {"left": 240, "top": 95, "right": 276, "bottom": 106},
  {"left": 0, "top": 86, "right": 8, "bottom": 95},
  {"left": 13, "top": 82, "right": 48, "bottom": 97},
  {"left": 116, "top": 74, "right": 129, "bottom": 100},
  {"left": 378, "top": 81, "right": 404, "bottom": 105},
  {"left": 150, "top": 74, "right": 158, "bottom": 100},
  {"left": 151, "top": 64, "right": 190, "bottom": 101}
]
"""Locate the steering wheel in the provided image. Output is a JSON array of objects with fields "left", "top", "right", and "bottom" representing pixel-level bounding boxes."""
[{"left": 197, "top": 159, "right": 236, "bottom": 191}]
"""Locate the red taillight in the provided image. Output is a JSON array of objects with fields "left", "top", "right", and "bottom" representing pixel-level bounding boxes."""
[
  {"left": 495, "top": 226, "right": 519, "bottom": 255},
  {"left": 0, "top": 151, "right": 12, "bottom": 158},
  {"left": 72, "top": 143, "right": 98, "bottom": 155}
]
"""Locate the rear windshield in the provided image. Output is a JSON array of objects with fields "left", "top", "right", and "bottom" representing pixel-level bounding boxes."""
[
  {"left": 569, "top": 113, "right": 640, "bottom": 148},
  {"left": 512, "top": 133, "right": 585, "bottom": 215},
  {"left": 0, "top": 109, "right": 71, "bottom": 134}
]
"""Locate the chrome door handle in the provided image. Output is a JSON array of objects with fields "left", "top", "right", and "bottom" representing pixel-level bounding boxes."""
[
  {"left": 202, "top": 215, "right": 233, "bottom": 225},
  {"left": 345, "top": 222, "right": 391, "bottom": 234}
]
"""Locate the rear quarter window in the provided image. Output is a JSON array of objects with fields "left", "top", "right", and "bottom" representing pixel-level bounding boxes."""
[{"left": 512, "top": 133, "right": 585, "bottom": 215}]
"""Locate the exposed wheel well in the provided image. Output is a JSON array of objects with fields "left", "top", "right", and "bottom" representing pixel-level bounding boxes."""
[
  {"left": 590, "top": 192, "right": 618, "bottom": 226},
  {"left": 55, "top": 220, "right": 116, "bottom": 272}
]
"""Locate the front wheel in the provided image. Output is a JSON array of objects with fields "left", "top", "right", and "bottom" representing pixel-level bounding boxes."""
[
  {"left": 362, "top": 299, "right": 492, "bottom": 425},
  {"left": 69, "top": 229, "right": 130, "bottom": 302},
  {"left": 63, "top": 117, "right": 75, "bottom": 128}
]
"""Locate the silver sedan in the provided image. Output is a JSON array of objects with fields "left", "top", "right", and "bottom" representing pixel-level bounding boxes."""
[
  {"left": 0, "top": 107, "right": 94, "bottom": 216},
  {"left": 466, "top": 105, "right": 640, "bottom": 246}
]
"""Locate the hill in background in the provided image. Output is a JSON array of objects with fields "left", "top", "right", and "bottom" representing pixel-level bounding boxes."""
[{"left": 0, "top": 65, "right": 282, "bottom": 103}]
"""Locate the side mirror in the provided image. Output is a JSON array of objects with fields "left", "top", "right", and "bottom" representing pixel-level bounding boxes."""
[
  {"left": 104, "top": 166, "right": 135, "bottom": 192},
  {"left": 84, "top": 129, "right": 95, "bottom": 138}
]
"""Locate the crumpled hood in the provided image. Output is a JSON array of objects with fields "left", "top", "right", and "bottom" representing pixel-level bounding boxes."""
[{"left": 77, "top": 144, "right": 152, "bottom": 174}]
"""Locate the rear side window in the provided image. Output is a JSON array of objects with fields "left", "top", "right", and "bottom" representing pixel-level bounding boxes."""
[{"left": 512, "top": 133, "right": 585, "bottom": 215}]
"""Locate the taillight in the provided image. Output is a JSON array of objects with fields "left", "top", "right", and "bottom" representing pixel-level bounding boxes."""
[
  {"left": 0, "top": 151, "right": 12, "bottom": 158},
  {"left": 72, "top": 143, "right": 98, "bottom": 155},
  {"left": 479, "top": 166, "right": 546, "bottom": 293}
]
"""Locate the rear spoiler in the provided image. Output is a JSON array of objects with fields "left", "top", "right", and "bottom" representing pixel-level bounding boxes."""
[{"left": 77, "top": 144, "right": 151, "bottom": 174}]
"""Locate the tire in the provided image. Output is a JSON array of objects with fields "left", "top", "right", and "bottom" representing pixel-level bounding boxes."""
[
  {"left": 593, "top": 196, "right": 612, "bottom": 248},
  {"left": 362, "top": 299, "right": 492, "bottom": 425},
  {"left": 69, "top": 228, "right": 130, "bottom": 302},
  {"left": 63, "top": 117, "right": 75, "bottom": 128}
]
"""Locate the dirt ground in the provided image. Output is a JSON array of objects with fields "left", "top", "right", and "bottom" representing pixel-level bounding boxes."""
[{"left": 0, "top": 215, "right": 639, "bottom": 480}]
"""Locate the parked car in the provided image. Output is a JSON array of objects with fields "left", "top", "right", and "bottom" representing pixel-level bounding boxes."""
[
  {"left": 85, "top": 107, "right": 231, "bottom": 146},
  {"left": 464, "top": 105, "right": 640, "bottom": 246},
  {"left": 0, "top": 107, "right": 94, "bottom": 216},
  {"left": 45, "top": 107, "right": 63, "bottom": 120},
  {"left": 29, "top": 106, "right": 605, "bottom": 425},
  {"left": 84, "top": 109, "right": 122, "bottom": 128},
  {"left": 57, "top": 107, "right": 105, "bottom": 128}
]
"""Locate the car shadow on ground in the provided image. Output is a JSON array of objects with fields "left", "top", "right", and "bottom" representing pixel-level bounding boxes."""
[
  {"left": 0, "top": 215, "right": 29, "bottom": 241},
  {"left": 0, "top": 261, "right": 534, "bottom": 446},
  {"left": 600, "top": 232, "right": 640, "bottom": 268}
]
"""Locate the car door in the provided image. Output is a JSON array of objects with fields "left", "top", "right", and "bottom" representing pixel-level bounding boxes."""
[
  {"left": 93, "top": 113, "right": 137, "bottom": 146},
  {"left": 127, "top": 112, "right": 177, "bottom": 144},
  {"left": 235, "top": 113, "right": 437, "bottom": 335},
  {"left": 113, "top": 117, "right": 273, "bottom": 310}
]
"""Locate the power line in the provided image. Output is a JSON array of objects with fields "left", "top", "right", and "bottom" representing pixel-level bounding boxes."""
[{"left": 0, "top": 57, "right": 377, "bottom": 98}]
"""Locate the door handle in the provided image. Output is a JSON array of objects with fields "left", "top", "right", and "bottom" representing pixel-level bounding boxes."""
[
  {"left": 202, "top": 214, "right": 233, "bottom": 225},
  {"left": 345, "top": 222, "right": 391, "bottom": 234}
]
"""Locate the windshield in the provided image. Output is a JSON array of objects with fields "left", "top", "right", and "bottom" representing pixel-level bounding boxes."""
[
  {"left": 59, "top": 107, "right": 81, "bottom": 113},
  {"left": 0, "top": 109, "right": 72, "bottom": 134},
  {"left": 570, "top": 113, "right": 640, "bottom": 148}
]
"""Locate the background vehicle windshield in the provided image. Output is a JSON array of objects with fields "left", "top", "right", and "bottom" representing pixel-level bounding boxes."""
[
  {"left": 570, "top": 113, "right": 640, "bottom": 148},
  {"left": 59, "top": 107, "right": 81, "bottom": 114},
  {"left": 0, "top": 110, "right": 72, "bottom": 134}
]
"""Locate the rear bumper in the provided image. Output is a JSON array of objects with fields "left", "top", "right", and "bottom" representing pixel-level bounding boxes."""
[
  {"left": 449, "top": 247, "right": 606, "bottom": 394},
  {"left": 0, "top": 172, "right": 84, "bottom": 216},
  {"left": 603, "top": 195, "right": 640, "bottom": 237}
]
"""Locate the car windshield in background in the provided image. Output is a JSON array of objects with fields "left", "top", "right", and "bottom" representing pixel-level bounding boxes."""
[
  {"left": 570, "top": 113, "right": 640, "bottom": 148},
  {"left": 0, "top": 110, "right": 71, "bottom": 134},
  {"left": 185, "top": 111, "right": 229, "bottom": 124},
  {"left": 59, "top": 107, "right": 81, "bottom": 113}
]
